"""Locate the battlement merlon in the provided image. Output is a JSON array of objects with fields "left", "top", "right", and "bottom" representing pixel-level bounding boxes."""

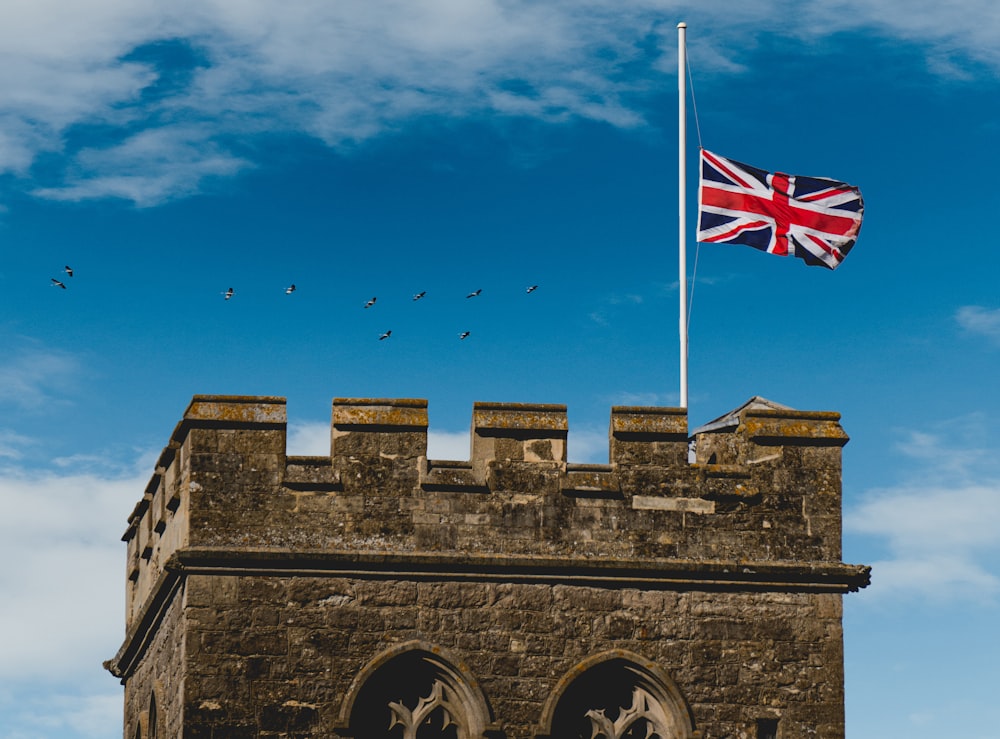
[
  {"left": 120, "top": 395, "right": 866, "bottom": 627},
  {"left": 691, "top": 396, "right": 849, "bottom": 467}
]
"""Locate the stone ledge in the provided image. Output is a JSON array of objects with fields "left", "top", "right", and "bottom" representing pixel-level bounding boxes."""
[
  {"left": 421, "top": 461, "right": 487, "bottom": 492},
  {"left": 632, "top": 496, "right": 715, "bottom": 514},
  {"left": 561, "top": 466, "right": 621, "bottom": 498},
  {"left": 284, "top": 457, "right": 343, "bottom": 491},
  {"left": 165, "top": 547, "right": 871, "bottom": 593}
]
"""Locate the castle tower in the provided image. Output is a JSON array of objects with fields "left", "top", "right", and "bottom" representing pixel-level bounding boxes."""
[{"left": 106, "top": 395, "right": 869, "bottom": 738}]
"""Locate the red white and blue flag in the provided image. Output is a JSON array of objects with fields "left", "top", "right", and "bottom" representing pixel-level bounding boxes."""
[{"left": 696, "top": 149, "right": 864, "bottom": 270}]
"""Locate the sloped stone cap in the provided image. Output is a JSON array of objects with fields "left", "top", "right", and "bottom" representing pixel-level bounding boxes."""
[
  {"left": 743, "top": 409, "right": 848, "bottom": 445},
  {"left": 690, "top": 396, "right": 790, "bottom": 435},
  {"left": 472, "top": 403, "right": 568, "bottom": 433},
  {"left": 183, "top": 395, "right": 287, "bottom": 425},
  {"left": 332, "top": 398, "right": 428, "bottom": 428},
  {"left": 692, "top": 396, "right": 848, "bottom": 446},
  {"left": 611, "top": 406, "right": 687, "bottom": 437}
]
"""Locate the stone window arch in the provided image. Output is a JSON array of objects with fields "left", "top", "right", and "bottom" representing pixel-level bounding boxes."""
[
  {"left": 538, "top": 651, "right": 697, "bottom": 739},
  {"left": 339, "top": 641, "right": 495, "bottom": 739}
]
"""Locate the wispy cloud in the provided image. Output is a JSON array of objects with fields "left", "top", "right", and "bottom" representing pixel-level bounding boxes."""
[
  {"left": 427, "top": 430, "right": 470, "bottom": 461},
  {"left": 3, "top": 1, "right": 999, "bottom": 205},
  {"left": 568, "top": 426, "right": 608, "bottom": 464},
  {"left": 956, "top": 305, "right": 1000, "bottom": 346},
  {"left": 32, "top": 126, "right": 251, "bottom": 207},
  {"left": 846, "top": 417, "right": 1000, "bottom": 603},
  {"left": 803, "top": 0, "right": 1000, "bottom": 74},
  {"left": 588, "top": 290, "right": 647, "bottom": 326},
  {"left": 0, "top": 345, "right": 80, "bottom": 410},
  {"left": 287, "top": 421, "right": 330, "bottom": 456},
  {"left": 0, "top": 430, "right": 34, "bottom": 460}
]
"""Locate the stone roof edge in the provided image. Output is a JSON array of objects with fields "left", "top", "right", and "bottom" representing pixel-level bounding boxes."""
[{"left": 171, "top": 547, "right": 871, "bottom": 591}]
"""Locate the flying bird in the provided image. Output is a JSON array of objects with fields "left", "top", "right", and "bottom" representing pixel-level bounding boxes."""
[
  {"left": 50, "top": 278, "right": 67, "bottom": 289},
  {"left": 466, "top": 289, "right": 482, "bottom": 298},
  {"left": 412, "top": 291, "right": 426, "bottom": 301},
  {"left": 379, "top": 330, "right": 392, "bottom": 341},
  {"left": 526, "top": 285, "right": 538, "bottom": 293},
  {"left": 365, "top": 297, "right": 377, "bottom": 309},
  {"left": 459, "top": 331, "right": 470, "bottom": 340},
  {"left": 223, "top": 288, "right": 234, "bottom": 300},
  {"left": 285, "top": 284, "right": 296, "bottom": 295},
  {"left": 64, "top": 266, "right": 74, "bottom": 278}
]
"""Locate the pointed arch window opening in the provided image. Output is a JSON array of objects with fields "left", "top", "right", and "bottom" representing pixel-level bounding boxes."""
[
  {"left": 346, "top": 647, "right": 492, "bottom": 739},
  {"left": 544, "top": 656, "right": 695, "bottom": 739}
]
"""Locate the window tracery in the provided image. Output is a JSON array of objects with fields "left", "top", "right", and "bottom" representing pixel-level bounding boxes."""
[
  {"left": 585, "top": 686, "right": 674, "bottom": 739},
  {"left": 542, "top": 654, "right": 694, "bottom": 739},
  {"left": 388, "top": 679, "right": 463, "bottom": 739},
  {"left": 344, "top": 644, "right": 492, "bottom": 739}
]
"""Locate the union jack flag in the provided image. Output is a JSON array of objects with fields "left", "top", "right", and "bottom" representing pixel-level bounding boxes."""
[{"left": 696, "top": 149, "right": 864, "bottom": 270}]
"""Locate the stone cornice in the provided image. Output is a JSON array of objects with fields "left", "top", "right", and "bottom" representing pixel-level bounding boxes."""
[
  {"left": 105, "top": 546, "right": 870, "bottom": 681},
  {"left": 168, "top": 547, "right": 871, "bottom": 592}
]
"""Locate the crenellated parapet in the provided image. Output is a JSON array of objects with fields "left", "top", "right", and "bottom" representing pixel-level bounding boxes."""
[
  {"left": 109, "top": 392, "right": 871, "bottom": 739},
  {"left": 120, "top": 394, "right": 868, "bottom": 631}
]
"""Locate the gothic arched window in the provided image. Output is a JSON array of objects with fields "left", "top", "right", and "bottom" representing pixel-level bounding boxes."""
[
  {"left": 541, "top": 653, "right": 695, "bottom": 739},
  {"left": 342, "top": 643, "right": 493, "bottom": 739}
]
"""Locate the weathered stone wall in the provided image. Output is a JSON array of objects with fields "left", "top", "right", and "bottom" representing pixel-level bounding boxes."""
[
  {"left": 120, "top": 582, "right": 186, "bottom": 739},
  {"left": 107, "top": 395, "right": 868, "bottom": 739},
  {"left": 176, "top": 574, "right": 846, "bottom": 738}
]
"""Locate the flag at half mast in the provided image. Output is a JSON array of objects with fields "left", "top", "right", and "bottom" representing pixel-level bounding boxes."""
[{"left": 696, "top": 149, "right": 864, "bottom": 270}]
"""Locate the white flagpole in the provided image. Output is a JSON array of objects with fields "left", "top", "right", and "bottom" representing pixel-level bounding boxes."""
[{"left": 678, "top": 22, "right": 688, "bottom": 409}]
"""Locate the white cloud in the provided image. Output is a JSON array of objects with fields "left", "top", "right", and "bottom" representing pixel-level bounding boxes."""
[
  {"left": 287, "top": 420, "right": 330, "bottom": 456},
  {"left": 846, "top": 421, "right": 1000, "bottom": 603},
  {"left": 0, "top": 345, "right": 80, "bottom": 410},
  {"left": 804, "top": 0, "right": 1000, "bottom": 73},
  {"left": 2, "top": 0, "right": 999, "bottom": 205},
  {"left": 428, "top": 430, "right": 471, "bottom": 460},
  {"left": 0, "top": 466, "right": 144, "bottom": 682},
  {"left": 0, "top": 688, "right": 121, "bottom": 739},
  {"left": 957, "top": 305, "right": 1000, "bottom": 346},
  {"left": 0, "top": 453, "right": 149, "bottom": 730},
  {"left": 32, "top": 126, "right": 251, "bottom": 207},
  {"left": 2, "top": 0, "right": 669, "bottom": 204}
]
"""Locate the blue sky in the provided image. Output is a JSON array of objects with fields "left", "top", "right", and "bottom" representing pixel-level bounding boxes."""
[{"left": 1, "top": 1, "right": 999, "bottom": 736}]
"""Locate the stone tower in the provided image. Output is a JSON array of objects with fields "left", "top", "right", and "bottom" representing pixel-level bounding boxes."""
[{"left": 106, "top": 395, "right": 869, "bottom": 738}]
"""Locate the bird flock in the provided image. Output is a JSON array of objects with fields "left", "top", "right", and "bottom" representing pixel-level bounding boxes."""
[
  {"left": 347, "top": 285, "right": 540, "bottom": 341},
  {"left": 53, "top": 269, "right": 540, "bottom": 341},
  {"left": 50, "top": 265, "right": 73, "bottom": 289}
]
